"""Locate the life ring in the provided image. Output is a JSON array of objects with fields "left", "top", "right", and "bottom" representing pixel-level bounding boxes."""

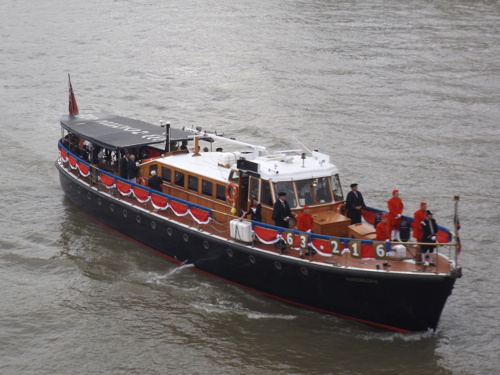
[
  {"left": 225, "top": 183, "right": 238, "bottom": 203},
  {"left": 337, "top": 203, "right": 345, "bottom": 214},
  {"left": 137, "top": 177, "right": 148, "bottom": 186}
]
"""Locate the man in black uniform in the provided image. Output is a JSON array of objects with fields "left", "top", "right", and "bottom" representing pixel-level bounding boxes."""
[
  {"left": 345, "top": 183, "right": 366, "bottom": 224},
  {"left": 272, "top": 192, "right": 296, "bottom": 254},
  {"left": 273, "top": 192, "right": 294, "bottom": 228},
  {"left": 421, "top": 210, "right": 438, "bottom": 266}
]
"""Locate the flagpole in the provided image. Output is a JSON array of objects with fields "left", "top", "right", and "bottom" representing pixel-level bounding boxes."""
[{"left": 453, "top": 195, "right": 460, "bottom": 266}]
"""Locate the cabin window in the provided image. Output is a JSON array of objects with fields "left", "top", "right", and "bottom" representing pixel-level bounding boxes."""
[
  {"left": 274, "top": 181, "right": 297, "bottom": 207},
  {"left": 188, "top": 175, "right": 199, "bottom": 192},
  {"left": 175, "top": 171, "right": 185, "bottom": 187},
  {"left": 149, "top": 164, "right": 158, "bottom": 176},
  {"left": 315, "top": 177, "right": 332, "bottom": 203},
  {"left": 228, "top": 170, "right": 239, "bottom": 183},
  {"left": 331, "top": 174, "right": 343, "bottom": 201},
  {"left": 260, "top": 180, "right": 273, "bottom": 207},
  {"left": 202, "top": 179, "right": 213, "bottom": 197},
  {"left": 296, "top": 179, "right": 314, "bottom": 206},
  {"left": 162, "top": 167, "right": 171, "bottom": 183},
  {"left": 216, "top": 184, "right": 226, "bottom": 201},
  {"left": 249, "top": 177, "right": 259, "bottom": 201}
]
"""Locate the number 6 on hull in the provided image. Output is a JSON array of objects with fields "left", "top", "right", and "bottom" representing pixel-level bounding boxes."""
[{"left": 373, "top": 241, "right": 388, "bottom": 260}]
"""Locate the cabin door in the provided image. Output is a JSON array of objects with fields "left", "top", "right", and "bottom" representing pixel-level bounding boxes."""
[{"left": 238, "top": 172, "right": 250, "bottom": 214}]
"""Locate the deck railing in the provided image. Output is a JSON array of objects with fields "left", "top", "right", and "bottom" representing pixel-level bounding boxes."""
[{"left": 58, "top": 141, "right": 461, "bottom": 273}]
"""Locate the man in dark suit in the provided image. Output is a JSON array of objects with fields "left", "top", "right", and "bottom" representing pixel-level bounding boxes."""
[
  {"left": 272, "top": 192, "right": 294, "bottom": 228},
  {"left": 147, "top": 170, "right": 163, "bottom": 192},
  {"left": 345, "top": 183, "right": 366, "bottom": 224},
  {"left": 127, "top": 154, "right": 138, "bottom": 182},
  {"left": 421, "top": 210, "right": 438, "bottom": 266},
  {"left": 272, "top": 192, "right": 296, "bottom": 254},
  {"left": 120, "top": 152, "right": 129, "bottom": 179}
]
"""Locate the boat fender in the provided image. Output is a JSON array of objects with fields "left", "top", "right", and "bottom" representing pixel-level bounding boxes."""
[
  {"left": 137, "top": 177, "right": 148, "bottom": 186},
  {"left": 225, "top": 183, "right": 238, "bottom": 203}
]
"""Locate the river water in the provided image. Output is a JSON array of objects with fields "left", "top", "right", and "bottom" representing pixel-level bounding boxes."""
[{"left": 1, "top": 0, "right": 499, "bottom": 374}]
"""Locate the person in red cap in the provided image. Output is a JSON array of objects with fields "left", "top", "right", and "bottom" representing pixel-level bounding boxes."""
[
  {"left": 387, "top": 190, "right": 404, "bottom": 240},
  {"left": 375, "top": 214, "right": 389, "bottom": 241},
  {"left": 413, "top": 202, "right": 427, "bottom": 242},
  {"left": 297, "top": 206, "right": 314, "bottom": 233}
]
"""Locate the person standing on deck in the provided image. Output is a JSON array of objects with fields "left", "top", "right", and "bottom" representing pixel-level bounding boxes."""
[
  {"left": 345, "top": 183, "right": 366, "bottom": 224},
  {"left": 296, "top": 206, "right": 314, "bottom": 232},
  {"left": 147, "top": 170, "right": 163, "bottom": 192},
  {"left": 242, "top": 198, "right": 262, "bottom": 222},
  {"left": 272, "top": 192, "right": 295, "bottom": 228},
  {"left": 413, "top": 202, "right": 427, "bottom": 242},
  {"left": 421, "top": 210, "right": 438, "bottom": 266},
  {"left": 375, "top": 214, "right": 390, "bottom": 241},
  {"left": 272, "top": 192, "right": 296, "bottom": 254},
  {"left": 387, "top": 190, "right": 404, "bottom": 241},
  {"left": 120, "top": 152, "right": 130, "bottom": 179},
  {"left": 127, "top": 154, "right": 138, "bottom": 183}
]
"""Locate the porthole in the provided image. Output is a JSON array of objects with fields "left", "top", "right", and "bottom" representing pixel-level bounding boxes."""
[
  {"left": 300, "top": 267, "right": 309, "bottom": 276},
  {"left": 136, "top": 215, "right": 141, "bottom": 223},
  {"left": 151, "top": 221, "right": 156, "bottom": 230},
  {"left": 249, "top": 255, "right": 256, "bottom": 264},
  {"left": 98, "top": 198, "right": 102, "bottom": 206},
  {"left": 274, "top": 262, "right": 282, "bottom": 270},
  {"left": 110, "top": 204, "right": 115, "bottom": 212},
  {"left": 203, "top": 241, "right": 209, "bottom": 250},
  {"left": 123, "top": 209, "right": 128, "bottom": 218},
  {"left": 87, "top": 192, "right": 91, "bottom": 200},
  {"left": 227, "top": 248, "right": 234, "bottom": 257},
  {"left": 183, "top": 234, "right": 189, "bottom": 243},
  {"left": 167, "top": 227, "right": 173, "bottom": 236}
]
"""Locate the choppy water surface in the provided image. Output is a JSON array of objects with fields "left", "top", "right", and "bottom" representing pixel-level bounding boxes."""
[{"left": 0, "top": 0, "right": 499, "bottom": 374}]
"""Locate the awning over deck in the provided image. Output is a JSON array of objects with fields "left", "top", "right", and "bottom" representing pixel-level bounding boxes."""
[{"left": 60, "top": 113, "right": 192, "bottom": 150}]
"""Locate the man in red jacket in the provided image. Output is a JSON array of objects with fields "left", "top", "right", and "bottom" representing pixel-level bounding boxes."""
[
  {"left": 387, "top": 190, "right": 404, "bottom": 241},
  {"left": 413, "top": 202, "right": 427, "bottom": 242},
  {"left": 375, "top": 214, "right": 389, "bottom": 241},
  {"left": 297, "top": 206, "right": 314, "bottom": 232}
]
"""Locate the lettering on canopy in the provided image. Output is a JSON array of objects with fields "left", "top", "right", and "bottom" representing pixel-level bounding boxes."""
[{"left": 95, "top": 119, "right": 165, "bottom": 143}]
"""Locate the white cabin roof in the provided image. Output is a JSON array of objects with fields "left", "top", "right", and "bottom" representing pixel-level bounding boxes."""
[{"left": 152, "top": 149, "right": 339, "bottom": 183}]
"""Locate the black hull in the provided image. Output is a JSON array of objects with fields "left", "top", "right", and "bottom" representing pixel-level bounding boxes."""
[{"left": 56, "top": 162, "right": 456, "bottom": 332}]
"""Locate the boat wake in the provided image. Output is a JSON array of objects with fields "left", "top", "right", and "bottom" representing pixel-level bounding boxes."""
[
  {"left": 145, "top": 263, "right": 195, "bottom": 284},
  {"left": 352, "top": 328, "right": 436, "bottom": 342}
]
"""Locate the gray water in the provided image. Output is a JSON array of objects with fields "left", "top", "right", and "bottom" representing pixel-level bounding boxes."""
[{"left": 1, "top": 0, "right": 499, "bottom": 374}]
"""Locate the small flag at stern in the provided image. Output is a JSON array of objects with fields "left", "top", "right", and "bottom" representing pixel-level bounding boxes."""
[{"left": 68, "top": 74, "right": 79, "bottom": 115}]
